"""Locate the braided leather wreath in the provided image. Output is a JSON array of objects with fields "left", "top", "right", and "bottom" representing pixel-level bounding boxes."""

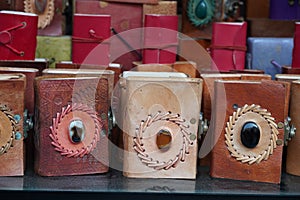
[
  {"left": 49, "top": 103, "right": 103, "bottom": 158},
  {"left": 24, "top": 0, "right": 55, "bottom": 29},
  {"left": 133, "top": 111, "right": 196, "bottom": 170},
  {"left": 225, "top": 104, "right": 279, "bottom": 165},
  {"left": 0, "top": 105, "right": 18, "bottom": 155}
]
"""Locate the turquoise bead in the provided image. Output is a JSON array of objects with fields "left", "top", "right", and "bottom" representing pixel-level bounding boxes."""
[{"left": 195, "top": 0, "right": 207, "bottom": 19}]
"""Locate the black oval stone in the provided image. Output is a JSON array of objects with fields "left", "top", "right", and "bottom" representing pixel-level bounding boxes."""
[
  {"left": 71, "top": 126, "right": 84, "bottom": 143},
  {"left": 240, "top": 122, "right": 260, "bottom": 148}
]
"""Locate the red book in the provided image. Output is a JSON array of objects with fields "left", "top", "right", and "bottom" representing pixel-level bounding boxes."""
[
  {"left": 72, "top": 14, "right": 111, "bottom": 65},
  {"left": 75, "top": 0, "right": 143, "bottom": 70},
  {"left": 210, "top": 22, "right": 247, "bottom": 71},
  {"left": 292, "top": 22, "right": 300, "bottom": 68},
  {"left": 104, "top": 0, "right": 158, "bottom": 4},
  {"left": 143, "top": 14, "right": 178, "bottom": 64},
  {"left": 0, "top": 11, "right": 38, "bottom": 60}
]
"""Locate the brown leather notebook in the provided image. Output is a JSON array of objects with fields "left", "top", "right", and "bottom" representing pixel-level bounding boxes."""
[
  {"left": 286, "top": 80, "right": 300, "bottom": 176},
  {"left": 0, "top": 74, "right": 26, "bottom": 176},
  {"left": 34, "top": 75, "right": 110, "bottom": 176},
  {"left": 121, "top": 72, "right": 202, "bottom": 179},
  {"left": 210, "top": 80, "right": 290, "bottom": 183},
  {"left": 0, "top": 59, "right": 49, "bottom": 76}
]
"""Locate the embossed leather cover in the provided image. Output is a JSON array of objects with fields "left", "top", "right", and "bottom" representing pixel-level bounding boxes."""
[
  {"left": 122, "top": 75, "right": 202, "bottom": 179},
  {"left": 75, "top": 0, "right": 142, "bottom": 70},
  {"left": 0, "top": 74, "right": 25, "bottom": 176},
  {"left": 143, "top": 14, "right": 178, "bottom": 64},
  {"left": 34, "top": 76, "right": 109, "bottom": 176},
  {"left": 286, "top": 80, "right": 300, "bottom": 176},
  {"left": 210, "top": 22, "right": 247, "bottom": 71},
  {"left": 72, "top": 14, "right": 111, "bottom": 65},
  {"left": 0, "top": 11, "right": 38, "bottom": 60},
  {"left": 210, "top": 80, "right": 289, "bottom": 183}
]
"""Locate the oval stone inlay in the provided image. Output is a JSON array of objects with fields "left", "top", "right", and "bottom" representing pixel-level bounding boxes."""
[
  {"left": 69, "top": 120, "right": 85, "bottom": 144},
  {"left": 195, "top": 0, "right": 207, "bottom": 19},
  {"left": 156, "top": 129, "right": 172, "bottom": 151},
  {"left": 240, "top": 122, "right": 260, "bottom": 148}
]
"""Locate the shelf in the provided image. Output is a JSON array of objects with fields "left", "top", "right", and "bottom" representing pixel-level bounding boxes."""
[{"left": 1, "top": 166, "right": 300, "bottom": 200}]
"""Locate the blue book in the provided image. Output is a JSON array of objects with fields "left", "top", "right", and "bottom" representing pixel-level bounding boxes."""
[{"left": 247, "top": 37, "right": 293, "bottom": 79}]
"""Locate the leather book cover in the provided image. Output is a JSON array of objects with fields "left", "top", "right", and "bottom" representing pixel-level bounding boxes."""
[
  {"left": 210, "top": 80, "right": 289, "bottom": 183},
  {"left": 55, "top": 62, "right": 121, "bottom": 86},
  {"left": 210, "top": 22, "right": 247, "bottom": 71},
  {"left": 34, "top": 76, "right": 109, "bottom": 176},
  {"left": 0, "top": 74, "right": 26, "bottom": 176},
  {"left": 292, "top": 22, "right": 300, "bottom": 68},
  {"left": 0, "top": 59, "right": 49, "bottom": 76},
  {"left": 24, "top": 0, "right": 66, "bottom": 36},
  {"left": 75, "top": 0, "right": 142, "bottom": 71},
  {"left": 286, "top": 80, "right": 300, "bottom": 176},
  {"left": 0, "top": 11, "right": 38, "bottom": 60},
  {"left": 72, "top": 14, "right": 111, "bottom": 65},
  {"left": 0, "top": 0, "right": 24, "bottom": 11},
  {"left": 143, "top": 14, "right": 178, "bottom": 64},
  {"left": 269, "top": 0, "right": 300, "bottom": 20},
  {"left": 247, "top": 37, "right": 293, "bottom": 79},
  {"left": 0, "top": 67, "right": 38, "bottom": 115},
  {"left": 122, "top": 75, "right": 202, "bottom": 179},
  {"left": 246, "top": 0, "right": 269, "bottom": 18}
]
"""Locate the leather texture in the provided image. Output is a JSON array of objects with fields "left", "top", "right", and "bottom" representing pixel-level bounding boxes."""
[
  {"left": 0, "top": 11, "right": 38, "bottom": 60},
  {"left": 55, "top": 62, "right": 121, "bottom": 86},
  {"left": 122, "top": 76, "right": 202, "bottom": 179},
  {"left": 286, "top": 81, "right": 300, "bottom": 176},
  {"left": 72, "top": 14, "right": 111, "bottom": 65},
  {"left": 0, "top": 74, "right": 25, "bottom": 176},
  {"left": 133, "top": 61, "right": 199, "bottom": 78},
  {"left": 210, "top": 80, "right": 289, "bottom": 183},
  {"left": 143, "top": 14, "right": 178, "bottom": 64},
  {"left": 0, "top": 59, "right": 49, "bottom": 76},
  {"left": 246, "top": 0, "right": 269, "bottom": 18},
  {"left": 34, "top": 76, "right": 109, "bottom": 176},
  {"left": 210, "top": 22, "right": 247, "bottom": 71},
  {"left": 0, "top": 67, "right": 38, "bottom": 115},
  {"left": 75, "top": 0, "right": 143, "bottom": 70}
]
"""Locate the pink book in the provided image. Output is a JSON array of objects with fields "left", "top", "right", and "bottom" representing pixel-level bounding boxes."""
[
  {"left": 72, "top": 14, "right": 111, "bottom": 65},
  {"left": 143, "top": 14, "right": 178, "bottom": 64},
  {"left": 210, "top": 22, "right": 247, "bottom": 71}
]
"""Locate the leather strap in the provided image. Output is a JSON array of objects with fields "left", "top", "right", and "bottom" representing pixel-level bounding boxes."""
[
  {"left": 72, "top": 29, "right": 110, "bottom": 44},
  {"left": 209, "top": 45, "right": 247, "bottom": 52},
  {"left": 143, "top": 43, "right": 178, "bottom": 50},
  {"left": 0, "top": 22, "right": 26, "bottom": 56}
]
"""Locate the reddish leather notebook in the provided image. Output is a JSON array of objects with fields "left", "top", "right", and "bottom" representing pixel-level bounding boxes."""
[
  {"left": 0, "top": 74, "right": 26, "bottom": 176},
  {"left": 210, "top": 22, "right": 247, "bottom": 71},
  {"left": 0, "top": 11, "right": 38, "bottom": 60},
  {"left": 292, "top": 22, "right": 300, "bottom": 68},
  {"left": 75, "top": 0, "right": 142, "bottom": 70},
  {"left": 34, "top": 76, "right": 109, "bottom": 176},
  {"left": 72, "top": 14, "right": 111, "bottom": 65},
  {"left": 143, "top": 14, "right": 178, "bottom": 64},
  {"left": 104, "top": 0, "right": 158, "bottom": 4}
]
